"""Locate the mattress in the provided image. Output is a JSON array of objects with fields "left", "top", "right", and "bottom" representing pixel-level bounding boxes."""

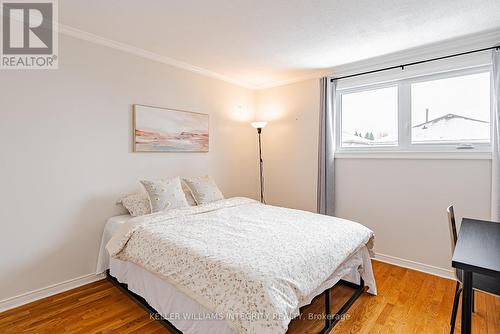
[
  {"left": 97, "top": 212, "right": 375, "bottom": 334},
  {"left": 96, "top": 214, "right": 132, "bottom": 274}
]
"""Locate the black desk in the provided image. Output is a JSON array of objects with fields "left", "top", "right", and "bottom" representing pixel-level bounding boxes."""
[{"left": 451, "top": 218, "right": 500, "bottom": 334}]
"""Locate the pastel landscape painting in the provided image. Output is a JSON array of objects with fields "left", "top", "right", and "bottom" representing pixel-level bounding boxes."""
[{"left": 134, "top": 105, "right": 209, "bottom": 152}]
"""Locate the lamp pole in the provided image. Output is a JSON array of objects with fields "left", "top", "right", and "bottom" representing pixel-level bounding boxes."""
[
  {"left": 251, "top": 121, "right": 267, "bottom": 204},
  {"left": 257, "top": 127, "right": 264, "bottom": 203}
]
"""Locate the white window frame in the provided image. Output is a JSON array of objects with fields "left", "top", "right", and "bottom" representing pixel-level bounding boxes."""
[{"left": 335, "top": 66, "right": 493, "bottom": 156}]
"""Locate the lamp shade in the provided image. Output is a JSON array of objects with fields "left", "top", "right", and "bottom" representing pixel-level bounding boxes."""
[{"left": 251, "top": 121, "right": 268, "bottom": 129}]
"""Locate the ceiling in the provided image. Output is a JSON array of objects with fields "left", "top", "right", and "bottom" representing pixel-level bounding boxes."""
[{"left": 60, "top": 0, "right": 500, "bottom": 89}]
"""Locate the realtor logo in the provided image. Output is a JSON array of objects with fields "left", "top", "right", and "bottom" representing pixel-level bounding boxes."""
[{"left": 1, "top": 0, "right": 58, "bottom": 69}]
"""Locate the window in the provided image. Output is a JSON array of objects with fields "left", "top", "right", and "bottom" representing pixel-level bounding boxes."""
[
  {"left": 411, "top": 72, "right": 491, "bottom": 144},
  {"left": 337, "top": 67, "right": 492, "bottom": 152},
  {"left": 341, "top": 86, "right": 398, "bottom": 147}
]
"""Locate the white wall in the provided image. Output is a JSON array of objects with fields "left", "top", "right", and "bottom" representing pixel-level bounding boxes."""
[
  {"left": 256, "top": 79, "right": 321, "bottom": 212},
  {"left": 256, "top": 78, "right": 492, "bottom": 275},
  {"left": 0, "top": 35, "right": 258, "bottom": 302}
]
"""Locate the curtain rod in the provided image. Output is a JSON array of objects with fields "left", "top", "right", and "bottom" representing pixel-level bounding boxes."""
[{"left": 330, "top": 45, "right": 500, "bottom": 82}]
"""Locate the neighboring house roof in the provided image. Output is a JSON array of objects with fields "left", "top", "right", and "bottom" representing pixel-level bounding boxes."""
[
  {"left": 342, "top": 132, "right": 396, "bottom": 146},
  {"left": 412, "top": 113, "right": 489, "bottom": 142},
  {"left": 412, "top": 113, "right": 488, "bottom": 128},
  {"left": 342, "top": 132, "right": 372, "bottom": 145}
]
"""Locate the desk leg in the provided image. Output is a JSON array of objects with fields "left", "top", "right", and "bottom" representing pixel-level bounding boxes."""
[{"left": 461, "top": 271, "right": 473, "bottom": 334}]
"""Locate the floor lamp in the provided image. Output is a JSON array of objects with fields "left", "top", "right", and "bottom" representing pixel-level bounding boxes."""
[{"left": 251, "top": 121, "right": 267, "bottom": 203}]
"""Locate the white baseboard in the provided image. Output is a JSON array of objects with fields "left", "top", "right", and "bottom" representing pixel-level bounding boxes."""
[
  {"left": 374, "top": 252, "right": 455, "bottom": 280},
  {"left": 0, "top": 273, "right": 105, "bottom": 313}
]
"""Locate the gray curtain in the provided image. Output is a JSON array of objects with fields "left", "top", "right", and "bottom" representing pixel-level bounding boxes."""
[
  {"left": 492, "top": 49, "right": 500, "bottom": 221},
  {"left": 317, "top": 77, "right": 336, "bottom": 216}
]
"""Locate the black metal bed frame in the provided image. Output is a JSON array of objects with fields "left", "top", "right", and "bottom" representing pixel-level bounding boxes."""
[
  {"left": 319, "top": 278, "right": 365, "bottom": 334},
  {"left": 106, "top": 270, "right": 365, "bottom": 334}
]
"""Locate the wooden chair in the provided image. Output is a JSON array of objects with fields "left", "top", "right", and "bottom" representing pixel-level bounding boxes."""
[{"left": 447, "top": 205, "right": 500, "bottom": 333}]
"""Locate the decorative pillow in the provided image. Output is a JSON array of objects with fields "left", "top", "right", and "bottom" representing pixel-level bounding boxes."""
[
  {"left": 140, "top": 177, "right": 188, "bottom": 212},
  {"left": 117, "top": 193, "right": 151, "bottom": 217},
  {"left": 181, "top": 180, "right": 197, "bottom": 206},
  {"left": 182, "top": 176, "right": 224, "bottom": 205}
]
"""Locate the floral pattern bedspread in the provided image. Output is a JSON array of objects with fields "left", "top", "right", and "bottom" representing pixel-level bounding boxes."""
[{"left": 106, "top": 197, "right": 375, "bottom": 334}]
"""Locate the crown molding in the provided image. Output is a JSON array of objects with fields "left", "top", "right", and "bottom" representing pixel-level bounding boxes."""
[
  {"left": 58, "top": 24, "right": 258, "bottom": 90},
  {"left": 253, "top": 69, "right": 331, "bottom": 90},
  {"left": 58, "top": 24, "right": 500, "bottom": 92}
]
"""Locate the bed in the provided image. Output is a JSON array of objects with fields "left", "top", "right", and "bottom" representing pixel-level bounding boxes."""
[{"left": 97, "top": 197, "right": 376, "bottom": 334}]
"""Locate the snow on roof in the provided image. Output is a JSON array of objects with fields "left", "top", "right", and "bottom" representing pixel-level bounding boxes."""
[
  {"left": 413, "top": 113, "right": 488, "bottom": 128},
  {"left": 342, "top": 132, "right": 396, "bottom": 146},
  {"left": 342, "top": 132, "right": 372, "bottom": 145},
  {"left": 412, "top": 113, "right": 489, "bottom": 142}
]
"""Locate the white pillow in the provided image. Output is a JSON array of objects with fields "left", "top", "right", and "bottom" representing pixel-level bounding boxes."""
[
  {"left": 181, "top": 180, "right": 197, "bottom": 206},
  {"left": 118, "top": 193, "right": 151, "bottom": 217},
  {"left": 182, "top": 176, "right": 224, "bottom": 205},
  {"left": 140, "top": 177, "right": 188, "bottom": 212}
]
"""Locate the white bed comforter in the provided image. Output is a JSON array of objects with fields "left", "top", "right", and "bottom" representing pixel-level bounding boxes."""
[{"left": 107, "top": 197, "right": 375, "bottom": 334}]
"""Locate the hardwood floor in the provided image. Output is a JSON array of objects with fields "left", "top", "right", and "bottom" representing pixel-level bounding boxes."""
[{"left": 1, "top": 260, "right": 499, "bottom": 333}]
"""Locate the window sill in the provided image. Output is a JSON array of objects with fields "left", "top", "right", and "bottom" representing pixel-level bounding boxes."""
[{"left": 334, "top": 151, "right": 492, "bottom": 160}]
